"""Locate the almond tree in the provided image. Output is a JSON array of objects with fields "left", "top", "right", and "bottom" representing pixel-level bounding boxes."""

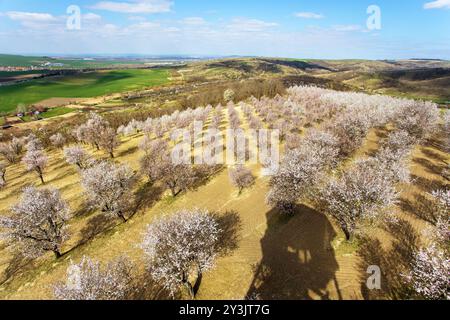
[
  {"left": 285, "top": 133, "right": 302, "bottom": 150},
  {"left": 10, "top": 136, "right": 24, "bottom": 156},
  {"left": 139, "top": 138, "right": 169, "bottom": 184},
  {"left": 404, "top": 188, "right": 449, "bottom": 300},
  {"left": 50, "top": 133, "right": 66, "bottom": 149},
  {"left": 382, "top": 130, "right": 416, "bottom": 153},
  {"left": 319, "top": 159, "right": 398, "bottom": 240},
  {"left": 0, "top": 137, "right": 23, "bottom": 164},
  {"left": 99, "top": 127, "right": 120, "bottom": 158},
  {"left": 229, "top": 165, "right": 255, "bottom": 194},
  {"left": 0, "top": 143, "right": 18, "bottom": 164},
  {"left": 406, "top": 244, "right": 449, "bottom": 300},
  {"left": 54, "top": 256, "right": 134, "bottom": 300},
  {"left": 162, "top": 163, "right": 195, "bottom": 197},
  {"left": 267, "top": 130, "right": 339, "bottom": 214},
  {"left": 394, "top": 101, "right": 440, "bottom": 139},
  {"left": 328, "top": 111, "right": 370, "bottom": 156},
  {"left": 22, "top": 148, "right": 48, "bottom": 184},
  {"left": 141, "top": 209, "right": 220, "bottom": 298},
  {"left": 81, "top": 161, "right": 136, "bottom": 222},
  {"left": 76, "top": 112, "right": 110, "bottom": 150},
  {"left": 63, "top": 146, "right": 92, "bottom": 169},
  {"left": 0, "top": 162, "right": 5, "bottom": 188},
  {"left": 25, "top": 133, "right": 43, "bottom": 152},
  {"left": 0, "top": 186, "right": 69, "bottom": 258}
]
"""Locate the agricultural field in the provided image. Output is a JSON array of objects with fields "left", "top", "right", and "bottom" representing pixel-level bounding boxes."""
[
  {"left": 0, "top": 69, "right": 170, "bottom": 113},
  {"left": 0, "top": 54, "right": 179, "bottom": 69},
  {"left": 0, "top": 84, "right": 448, "bottom": 301}
]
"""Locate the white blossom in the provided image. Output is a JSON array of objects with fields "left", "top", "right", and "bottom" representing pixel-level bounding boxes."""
[
  {"left": 141, "top": 209, "right": 220, "bottom": 298},
  {"left": 54, "top": 256, "right": 134, "bottom": 300},
  {"left": 22, "top": 148, "right": 48, "bottom": 184},
  {"left": 0, "top": 186, "right": 69, "bottom": 258},
  {"left": 229, "top": 165, "right": 255, "bottom": 194},
  {"left": 50, "top": 133, "right": 66, "bottom": 149},
  {"left": 63, "top": 146, "right": 92, "bottom": 169},
  {"left": 81, "top": 161, "right": 136, "bottom": 222}
]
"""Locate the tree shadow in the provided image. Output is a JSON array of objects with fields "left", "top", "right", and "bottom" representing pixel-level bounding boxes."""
[
  {"left": 424, "top": 135, "right": 449, "bottom": 154},
  {"left": 374, "top": 127, "right": 390, "bottom": 140},
  {"left": 131, "top": 270, "right": 174, "bottom": 300},
  {"left": 133, "top": 182, "right": 165, "bottom": 213},
  {"left": 410, "top": 174, "right": 444, "bottom": 192},
  {"left": 357, "top": 218, "right": 419, "bottom": 300},
  {"left": 78, "top": 214, "right": 116, "bottom": 245},
  {"left": 412, "top": 157, "right": 445, "bottom": 176},
  {"left": 189, "top": 165, "right": 224, "bottom": 191},
  {"left": 0, "top": 251, "right": 35, "bottom": 286},
  {"left": 421, "top": 147, "right": 448, "bottom": 165},
  {"left": 398, "top": 192, "right": 442, "bottom": 224},
  {"left": 212, "top": 210, "right": 242, "bottom": 256},
  {"left": 117, "top": 145, "right": 138, "bottom": 158},
  {"left": 246, "top": 205, "right": 341, "bottom": 300}
]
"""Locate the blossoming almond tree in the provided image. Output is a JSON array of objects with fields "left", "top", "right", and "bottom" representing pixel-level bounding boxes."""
[
  {"left": 50, "top": 133, "right": 67, "bottom": 149},
  {"left": 81, "top": 161, "right": 136, "bottom": 222},
  {"left": 141, "top": 209, "right": 220, "bottom": 299},
  {"left": 229, "top": 165, "right": 255, "bottom": 194},
  {"left": 63, "top": 146, "right": 92, "bottom": 169},
  {"left": 267, "top": 130, "right": 339, "bottom": 214},
  {"left": 0, "top": 162, "right": 6, "bottom": 188},
  {"left": 319, "top": 159, "right": 398, "bottom": 240},
  {"left": 54, "top": 256, "right": 134, "bottom": 300},
  {"left": 99, "top": 127, "right": 120, "bottom": 158},
  {"left": 22, "top": 148, "right": 48, "bottom": 184},
  {"left": 139, "top": 138, "right": 169, "bottom": 185},
  {"left": 406, "top": 244, "right": 449, "bottom": 300},
  {"left": 0, "top": 186, "right": 69, "bottom": 258},
  {"left": 0, "top": 137, "right": 23, "bottom": 164}
]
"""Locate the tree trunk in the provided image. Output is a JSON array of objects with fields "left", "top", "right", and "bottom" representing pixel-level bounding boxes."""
[
  {"left": 193, "top": 267, "right": 203, "bottom": 296},
  {"left": 110, "top": 151, "right": 114, "bottom": 159},
  {"left": 343, "top": 227, "right": 351, "bottom": 241},
  {"left": 37, "top": 168, "right": 45, "bottom": 184},
  {"left": 184, "top": 281, "right": 195, "bottom": 300},
  {"left": 171, "top": 187, "right": 181, "bottom": 197},
  {"left": 118, "top": 212, "right": 127, "bottom": 223}
]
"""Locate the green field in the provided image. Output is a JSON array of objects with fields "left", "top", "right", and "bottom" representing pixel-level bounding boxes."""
[
  {"left": 0, "top": 54, "right": 147, "bottom": 68},
  {"left": 0, "top": 69, "right": 169, "bottom": 113}
]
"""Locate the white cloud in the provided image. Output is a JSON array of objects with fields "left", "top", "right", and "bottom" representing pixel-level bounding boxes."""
[
  {"left": 226, "top": 18, "right": 278, "bottom": 33},
  {"left": 91, "top": 0, "right": 173, "bottom": 14},
  {"left": 128, "top": 15, "right": 147, "bottom": 21},
  {"left": 2, "top": 11, "right": 63, "bottom": 30},
  {"left": 83, "top": 13, "right": 102, "bottom": 21},
  {"left": 182, "top": 17, "right": 207, "bottom": 26},
  {"left": 4, "top": 11, "right": 57, "bottom": 22},
  {"left": 295, "top": 12, "right": 324, "bottom": 19},
  {"left": 332, "top": 24, "right": 362, "bottom": 32},
  {"left": 424, "top": 0, "right": 450, "bottom": 9}
]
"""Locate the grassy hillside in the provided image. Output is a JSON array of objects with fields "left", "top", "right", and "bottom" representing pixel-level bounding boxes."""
[{"left": 0, "top": 69, "right": 169, "bottom": 113}]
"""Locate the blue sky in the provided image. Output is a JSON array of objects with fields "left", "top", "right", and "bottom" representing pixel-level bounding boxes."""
[{"left": 0, "top": 0, "right": 449, "bottom": 59}]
